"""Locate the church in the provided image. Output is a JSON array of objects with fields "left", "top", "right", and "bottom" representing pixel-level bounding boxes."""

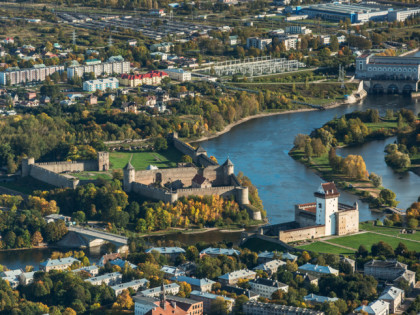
[{"left": 259, "top": 182, "right": 359, "bottom": 243}]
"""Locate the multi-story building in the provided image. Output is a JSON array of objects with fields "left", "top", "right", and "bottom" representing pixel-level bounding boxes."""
[
  {"left": 67, "top": 61, "right": 130, "bottom": 79},
  {"left": 72, "top": 265, "right": 100, "bottom": 277},
  {"left": 18, "top": 271, "right": 36, "bottom": 286},
  {"left": 253, "top": 260, "right": 286, "bottom": 276},
  {"left": 39, "top": 257, "right": 80, "bottom": 272},
  {"left": 111, "top": 279, "right": 149, "bottom": 296},
  {"left": 378, "top": 286, "right": 404, "bottom": 314},
  {"left": 304, "top": 294, "right": 339, "bottom": 305},
  {"left": 0, "top": 64, "right": 64, "bottom": 86},
  {"left": 83, "top": 78, "right": 119, "bottom": 92},
  {"left": 171, "top": 276, "right": 215, "bottom": 292},
  {"left": 218, "top": 269, "right": 257, "bottom": 285},
  {"left": 243, "top": 301, "right": 325, "bottom": 315},
  {"left": 140, "top": 283, "right": 180, "bottom": 297},
  {"left": 119, "top": 71, "right": 168, "bottom": 87},
  {"left": 145, "top": 247, "right": 186, "bottom": 260},
  {"left": 150, "top": 42, "right": 173, "bottom": 52},
  {"left": 161, "top": 266, "right": 186, "bottom": 279},
  {"left": 199, "top": 247, "right": 240, "bottom": 258},
  {"left": 134, "top": 294, "right": 203, "bottom": 315},
  {"left": 164, "top": 68, "right": 191, "bottom": 82},
  {"left": 364, "top": 260, "right": 415, "bottom": 287},
  {"left": 249, "top": 278, "right": 288, "bottom": 299},
  {"left": 355, "top": 300, "right": 390, "bottom": 315},
  {"left": 189, "top": 290, "right": 234, "bottom": 314},
  {"left": 257, "top": 251, "right": 297, "bottom": 263},
  {"left": 285, "top": 26, "right": 312, "bottom": 35},
  {"left": 85, "top": 272, "right": 122, "bottom": 286},
  {"left": 388, "top": 8, "right": 420, "bottom": 22},
  {"left": 246, "top": 37, "right": 272, "bottom": 50},
  {"left": 298, "top": 263, "right": 339, "bottom": 277}
]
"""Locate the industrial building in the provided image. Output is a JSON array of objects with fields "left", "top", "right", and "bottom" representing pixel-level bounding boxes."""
[{"left": 388, "top": 7, "right": 420, "bottom": 22}]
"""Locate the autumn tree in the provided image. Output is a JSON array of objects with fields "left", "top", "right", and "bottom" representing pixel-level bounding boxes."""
[
  {"left": 112, "top": 289, "right": 133, "bottom": 310},
  {"left": 342, "top": 155, "right": 368, "bottom": 179},
  {"left": 31, "top": 231, "right": 44, "bottom": 246}
]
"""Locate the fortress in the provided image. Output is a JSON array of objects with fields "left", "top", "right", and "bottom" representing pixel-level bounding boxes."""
[
  {"left": 21, "top": 133, "right": 261, "bottom": 219},
  {"left": 259, "top": 182, "right": 359, "bottom": 243},
  {"left": 22, "top": 152, "right": 110, "bottom": 189}
]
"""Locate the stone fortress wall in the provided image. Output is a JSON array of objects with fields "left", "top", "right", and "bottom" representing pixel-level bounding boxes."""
[{"left": 22, "top": 152, "right": 109, "bottom": 189}]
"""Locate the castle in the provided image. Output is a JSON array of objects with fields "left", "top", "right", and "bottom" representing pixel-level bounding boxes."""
[
  {"left": 122, "top": 133, "right": 258, "bottom": 218},
  {"left": 21, "top": 133, "right": 260, "bottom": 219},
  {"left": 260, "top": 182, "right": 359, "bottom": 243},
  {"left": 22, "top": 152, "right": 109, "bottom": 189}
]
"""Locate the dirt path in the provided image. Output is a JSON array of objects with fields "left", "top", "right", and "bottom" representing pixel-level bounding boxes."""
[
  {"left": 367, "top": 230, "right": 420, "bottom": 244},
  {"left": 319, "top": 240, "right": 357, "bottom": 251}
]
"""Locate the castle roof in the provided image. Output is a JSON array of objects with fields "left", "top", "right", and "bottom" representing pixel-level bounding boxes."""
[
  {"left": 192, "top": 174, "right": 207, "bottom": 185},
  {"left": 223, "top": 158, "right": 234, "bottom": 166},
  {"left": 316, "top": 182, "right": 339, "bottom": 197},
  {"left": 195, "top": 146, "right": 206, "bottom": 153},
  {"left": 123, "top": 161, "right": 135, "bottom": 170}
]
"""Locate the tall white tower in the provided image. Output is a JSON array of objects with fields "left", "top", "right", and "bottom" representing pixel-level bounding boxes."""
[{"left": 314, "top": 182, "right": 339, "bottom": 236}]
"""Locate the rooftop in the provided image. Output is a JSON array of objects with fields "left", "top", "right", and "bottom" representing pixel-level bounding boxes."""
[
  {"left": 110, "top": 279, "right": 149, "bottom": 291},
  {"left": 171, "top": 276, "right": 215, "bottom": 287},
  {"left": 190, "top": 290, "right": 235, "bottom": 302},
  {"left": 140, "top": 283, "right": 180, "bottom": 296},
  {"left": 40, "top": 257, "right": 80, "bottom": 268},
  {"left": 200, "top": 247, "right": 240, "bottom": 256},
  {"left": 355, "top": 300, "right": 390, "bottom": 315},
  {"left": 250, "top": 278, "right": 288, "bottom": 288},
  {"left": 85, "top": 272, "right": 122, "bottom": 283},
  {"left": 298, "top": 263, "right": 338, "bottom": 275},
  {"left": 379, "top": 286, "right": 404, "bottom": 301},
  {"left": 219, "top": 269, "right": 256, "bottom": 280},
  {"left": 304, "top": 294, "right": 339, "bottom": 303},
  {"left": 145, "top": 247, "right": 186, "bottom": 255}
]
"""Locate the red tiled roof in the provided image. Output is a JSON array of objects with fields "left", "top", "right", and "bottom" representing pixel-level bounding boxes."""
[
  {"left": 321, "top": 182, "right": 339, "bottom": 196},
  {"left": 121, "top": 70, "right": 168, "bottom": 80},
  {"left": 192, "top": 174, "right": 207, "bottom": 185},
  {"left": 303, "top": 206, "right": 316, "bottom": 213}
]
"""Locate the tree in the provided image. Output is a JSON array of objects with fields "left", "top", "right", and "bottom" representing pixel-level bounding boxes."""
[
  {"left": 379, "top": 189, "right": 398, "bottom": 207},
  {"left": 356, "top": 245, "right": 368, "bottom": 258},
  {"left": 233, "top": 295, "right": 249, "bottom": 315},
  {"left": 294, "top": 134, "right": 309, "bottom": 150},
  {"left": 112, "top": 289, "right": 133, "bottom": 310},
  {"left": 154, "top": 137, "right": 168, "bottom": 151},
  {"left": 330, "top": 35, "right": 339, "bottom": 52},
  {"left": 4, "top": 231, "right": 16, "bottom": 248},
  {"left": 210, "top": 297, "right": 229, "bottom": 315},
  {"left": 371, "top": 241, "right": 394, "bottom": 257},
  {"left": 31, "top": 231, "right": 43, "bottom": 246},
  {"left": 181, "top": 155, "right": 193, "bottom": 163},
  {"left": 73, "top": 211, "right": 86, "bottom": 224},
  {"left": 369, "top": 172, "right": 382, "bottom": 188},
  {"left": 407, "top": 218, "right": 418, "bottom": 229},
  {"left": 304, "top": 139, "right": 313, "bottom": 160},
  {"left": 311, "top": 138, "right": 326, "bottom": 157}
]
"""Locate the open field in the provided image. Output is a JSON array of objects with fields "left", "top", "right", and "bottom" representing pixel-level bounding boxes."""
[
  {"left": 360, "top": 222, "right": 420, "bottom": 242},
  {"left": 71, "top": 171, "right": 113, "bottom": 181},
  {"left": 328, "top": 232, "right": 420, "bottom": 252},
  {"left": 0, "top": 177, "right": 55, "bottom": 195},
  {"left": 296, "top": 242, "right": 354, "bottom": 255},
  {"left": 109, "top": 147, "right": 183, "bottom": 170}
]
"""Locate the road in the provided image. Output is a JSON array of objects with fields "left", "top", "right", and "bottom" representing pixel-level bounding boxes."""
[{"left": 68, "top": 226, "right": 128, "bottom": 245}]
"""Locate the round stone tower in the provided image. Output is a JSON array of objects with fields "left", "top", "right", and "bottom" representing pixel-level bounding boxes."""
[
  {"left": 123, "top": 161, "right": 135, "bottom": 192},
  {"left": 223, "top": 158, "right": 234, "bottom": 185}
]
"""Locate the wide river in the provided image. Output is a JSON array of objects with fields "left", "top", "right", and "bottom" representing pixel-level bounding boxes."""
[{"left": 2, "top": 95, "right": 420, "bottom": 269}]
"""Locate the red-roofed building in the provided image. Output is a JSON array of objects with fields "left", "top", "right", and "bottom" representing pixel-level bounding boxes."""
[
  {"left": 192, "top": 174, "right": 211, "bottom": 188},
  {"left": 119, "top": 71, "right": 168, "bottom": 87}
]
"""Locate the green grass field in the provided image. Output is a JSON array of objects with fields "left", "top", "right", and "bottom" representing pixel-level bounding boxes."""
[
  {"left": 365, "top": 119, "right": 398, "bottom": 132},
  {"left": 360, "top": 222, "right": 420, "bottom": 242},
  {"left": 328, "top": 232, "right": 420, "bottom": 252},
  {"left": 296, "top": 242, "right": 354, "bottom": 255},
  {"left": 71, "top": 171, "right": 113, "bottom": 180},
  {"left": 109, "top": 147, "right": 183, "bottom": 170}
]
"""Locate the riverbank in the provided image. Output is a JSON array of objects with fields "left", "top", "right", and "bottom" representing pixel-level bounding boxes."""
[{"left": 191, "top": 89, "right": 366, "bottom": 143}]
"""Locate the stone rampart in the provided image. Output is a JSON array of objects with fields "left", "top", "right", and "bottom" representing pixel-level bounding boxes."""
[
  {"left": 30, "top": 165, "right": 79, "bottom": 189},
  {"left": 131, "top": 182, "right": 177, "bottom": 203},
  {"left": 197, "top": 154, "right": 218, "bottom": 167},
  {"left": 336, "top": 209, "right": 359, "bottom": 236},
  {"left": 35, "top": 160, "right": 98, "bottom": 173},
  {"left": 135, "top": 167, "right": 198, "bottom": 186},
  {"left": 230, "top": 174, "right": 241, "bottom": 187},
  {"left": 279, "top": 225, "right": 325, "bottom": 243},
  {"left": 173, "top": 138, "right": 196, "bottom": 157},
  {"left": 177, "top": 186, "right": 236, "bottom": 199}
]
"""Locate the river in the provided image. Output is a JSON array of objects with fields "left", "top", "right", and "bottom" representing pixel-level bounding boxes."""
[
  {"left": 200, "top": 94, "right": 420, "bottom": 224},
  {"left": 2, "top": 95, "right": 420, "bottom": 270}
]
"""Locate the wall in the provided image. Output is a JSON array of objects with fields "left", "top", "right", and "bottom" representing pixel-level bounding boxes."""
[
  {"left": 30, "top": 165, "right": 79, "bottom": 189},
  {"left": 173, "top": 138, "right": 196, "bottom": 157},
  {"left": 295, "top": 205, "right": 317, "bottom": 228},
  {"left": 197, "top": 154, "right": 218, "bottom": 167},
  {"left": 135, "top": 167, "right": 199, "bottom": 186},
  {"left": 36, "top": 160, "right": 98, "bottom": 173},
  {"left": 279, "top": 225, "right": 325, "bottom": 243},
  {"left": 131, "top": 182, "right": 177, "bottom": 203},
  {"left": 177, "top": 186, "right": 236, "bottom": 199},
  {"left": 335, "top": 209, "right": 359, "bottom": 236}
]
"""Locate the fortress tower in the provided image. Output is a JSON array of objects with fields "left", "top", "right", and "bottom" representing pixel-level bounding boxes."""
[
  {"left": 123, "top": 161, "right": 135, "bottom": 192},
  {"left": 314, "top": 182, "right": 339, "bottom": 236},
  {"left": 97, "top": 152, "right": 110, "bottom": 171},
  {"left": 21, "top": 157, "right": 35, "bottom": 177},
  {"left": 222, "top": 158, "right": 234, "bottom": 186}
]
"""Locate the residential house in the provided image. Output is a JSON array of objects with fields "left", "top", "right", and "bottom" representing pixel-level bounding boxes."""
[
  {"left": 83, "top": 78, "right": 119, "bottom": 92},
  {"left": 85, "top": 272, "right": 122, "bottom": 286},
  {"left": 190, "top": 290, "right": 234, "bottom": 314},
  {"left": 257, "top": 251, "right": 297, "bottom": 263},
  {"left": 199, "top": 247, "right": 240, "bottom": 258},
  {"left": 119, "top": 71, "right": 168, "bottom": 87},
  {"left": 364, "top": 260, "right": 415, "bottom": 287},
  {"left": 1, "top": 269, "right": 23, "bottom": 288},
  {"left": 161, "top": 266, "right": 186, "bottom": 279},
  {"left": 134, "top": 294, "right": 203, "bottom": 315},
  {"left": 145, "top": 247, "right": 186, "bottom": 260},
  {"left": 253, "top": 260, "right": 285, "bottom": 276},
  {"left": 171, "top": 276, "right": 215, "bottom": 292},
  {"left": 98, "top": 253, "right": 121, "bottom": 266},
  {"left": 121, "top": 102, "right": 138, "bottom": 114},
  {"left": 86, "top": 94, "right": 97, "bottom": 105},
  {"left": 304, "top": 294, "right": 339, "bottom": 305},
  {"left": 249, "top": 278, "right": 288, "bottom": 299},
  {"left": 39, "top": 257, "right": 80, "bottom": 272},
  {"left": 355, "top": 300, "right": 390, "bottom": 315},
  {"left": 378, "top": 286, "right": 404, "bottom": 314},
  {"left": 109, "top": 258, "right": 137, "bottom": 270},
  {"left": 128, "top": 39, "right": 137, "bottom": 46},
  {"left": 111, "top": 279, "right": 149, "bottom": 295},
  {"left": 298, "top": 263, "right": 339, "bottom": 277},
  {"left": 73, "top": 265, "right": 100, "bottom": 277},
  {"left": 243, "top": 301, "right": 324, "bottom": 315},
  {"left": 44, "top": 214, "right": 71, "bottom": 224},
  {"left": 246, "top": 37, "right": 272, "bottom": 50},
  {"left": 140, "top": 283, "right": 180, "bottom": 297},
  {"left": 218, "top": 269, "right": 256, "bottom": 286},
  {"left": 150, "top": 42, "right": 173, "bottom": 53},
  {"left": 220, "top": 285, "right": 259, "bottom": 301},
  {"left": 19, "top": 271, "right": 36, "bottom": 286}
]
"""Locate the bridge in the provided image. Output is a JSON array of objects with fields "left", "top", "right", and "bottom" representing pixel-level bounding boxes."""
[
  {"left": 67, "top": 226, "right": 129, "bottom": 253},
  {"left": 383, "top": 207, "right": 406, "bottom": 216}
]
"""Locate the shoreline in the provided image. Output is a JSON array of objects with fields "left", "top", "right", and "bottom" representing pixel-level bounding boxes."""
[{"left": 191, "top": 90, "right": 366, "bottom": 143}]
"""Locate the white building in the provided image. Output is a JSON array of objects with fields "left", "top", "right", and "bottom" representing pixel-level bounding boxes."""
[
  {"left": 85, "top": 272, "right": 122, "bottom": 286},
  {"left": 164, "top": 68, "right": 191, "bottom": 82},
  {"left": 253, "top": 259, "right": 286, "bottom": 276},
  {"left": 388, "top": 8, "right": 420, "bottom": 22},
  {"left": 285, "top": 26, "right": 312, "bottom": 35},
  {"left": 111, "top": 279, "right": 149, "bottom": 295},
  {"left": 67, "top": 61, "right": 130, "bottom": 79},
  {"left": 218, "top": 269, "right": 256, "bottom": 285},
  {"left": 379, "top": 286, "right": 404, "bottom": 314},
  {"left": 83, "top": 78, "right": 119, "bottom": 92},
  {"left": 190, "top": 290, "right": 235, "bottom": 314},
  {"left": 355, "top": 300, "right": 390, "bottom": 315},
  {"left": 139, "top": 283, "right": 180, "bottom": 297},
  {"left": 249, "top": 278, "right": 288, "bottom": 299},
  {"left": 246, "top": 37, "right": 272, "bottom": 50},
  {"left": 0, "top": 65, "right": 64, "bottom": 86}
]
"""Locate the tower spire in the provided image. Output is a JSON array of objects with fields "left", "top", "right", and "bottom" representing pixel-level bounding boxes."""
[{"left": 160, "top": 281, "right": 166, "bottom": 309}]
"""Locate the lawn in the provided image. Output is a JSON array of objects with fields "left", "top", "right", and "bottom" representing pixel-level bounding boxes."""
[
  {"left": 0, "top": 177, "right": 55, "bottom": 195},
  {"left": 365, "top": 119, "right": 398, "bottom": 132},
  {"left": 71, "top": 171, "right": 113, "bottom": 180},
  {"left": 109, "top": 147, "right": 183, "bottom": 170},
  {"left": 241, "top": 237, "right": 289, "bottom": 252},
  {"left": 296, "top": 242, "right": 355, "bottom": 255},
  {"left": 360, "top": 222, "right": 420, "bottom": 242},
  {"left": 328, "top": 232, "right": 420, "bottom": 252}
]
